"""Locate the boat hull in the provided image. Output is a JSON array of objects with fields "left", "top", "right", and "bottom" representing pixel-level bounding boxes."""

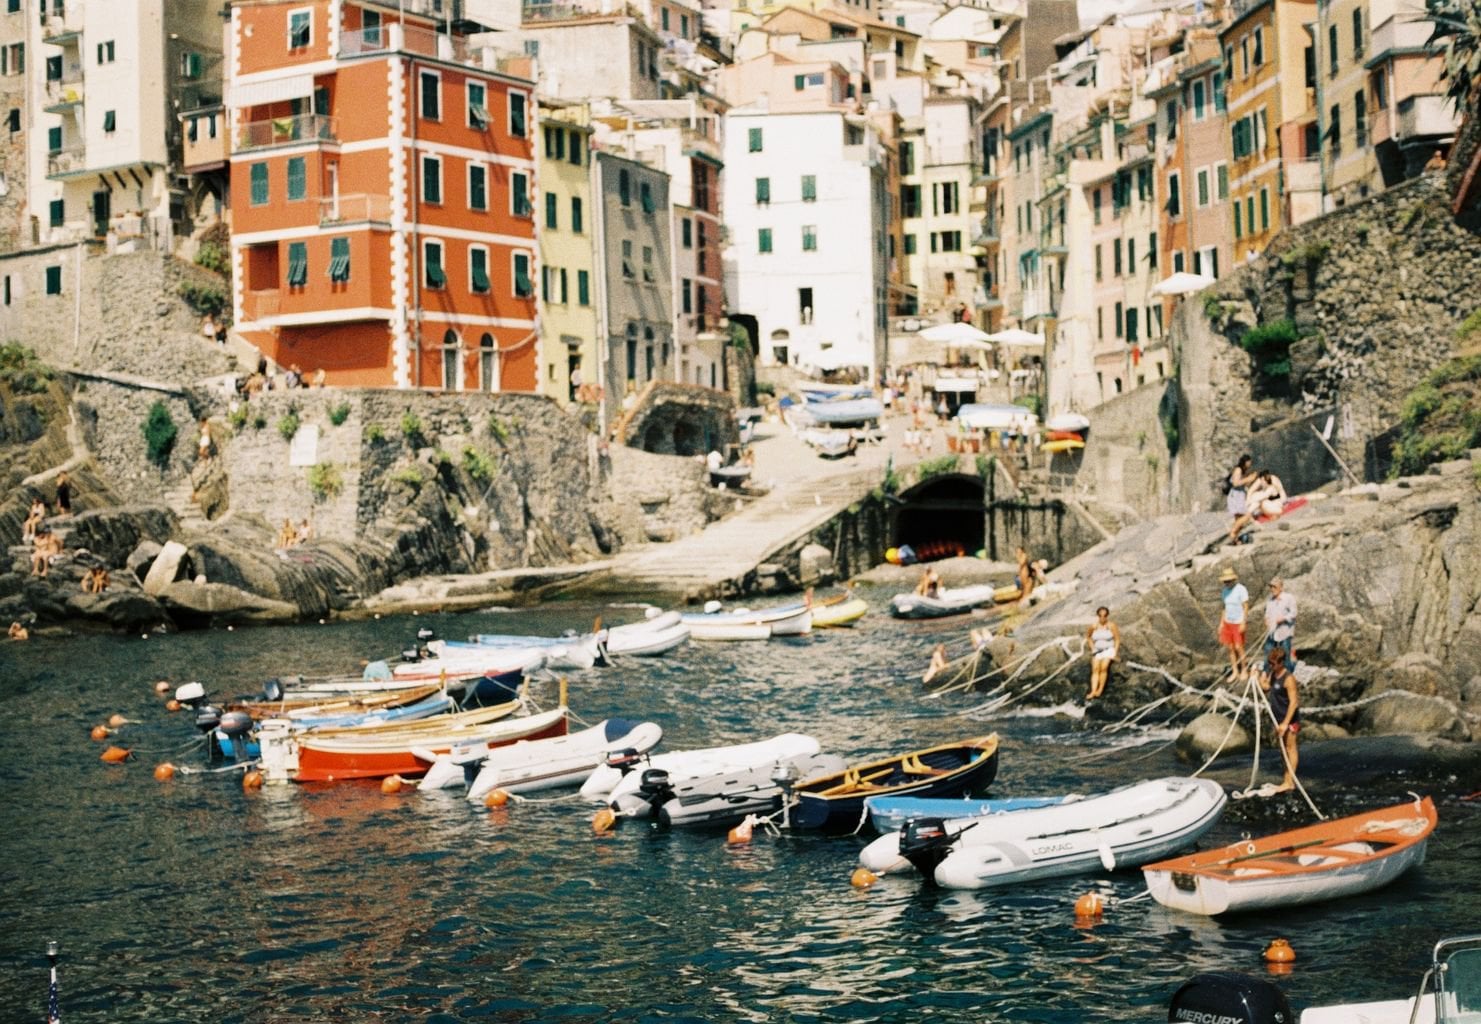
[
  {"left": 889, "top": 585, "right": 1004, "bottom": 619},
  {"left": 581, "top": 733, "right": 822, "bottom": 802},
  {"left": 792, "top": 736, "right": 1000, "bottom": 832},
  {"left": 649, "top": 753, "right": 849, "bottom": 830},
  {"left": 606, "top": 623, "right": 690, "bottom": 656},
  {"left": 454, "top": 718, "right": 664, "bottom": 799},
  {"left": 865, "top": 794, "right": 1072, "bottom": 834},
  {"left": 811, "top": 598, "right": 868, "bottom": 628}
]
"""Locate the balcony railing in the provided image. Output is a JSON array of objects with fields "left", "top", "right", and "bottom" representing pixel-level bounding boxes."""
[
  {"left": 41, "top": 6, "right": 84, "bottom": 42},
  {"left": 1366, "top": 15, "right": 1434, "bottom": 64},
  {"left": 1021, "top": 290, "right": 1056, "bottom": 321},
  {"left": 1397, "top": 94, "right": 1458, "bottom": 140},
  {"left": 183, "top": 131, "right": 229, "bottom": 170},
  {"left": 843, "top": 137, "right": 882, "bottom": 167},
  {"left": 925, "top": 143, "right": 975, "bottom": 166},
  {"left": 47, "top": 145, "right": 88, "bottom": 178},
  {"left": 43, "top": 77, "right": 84, "bottom": 110},
  {"left": 1286, "top": 156, "right": 1321, "bottom": 193},
  {"left": 236, "top": 114, "right": 337, "bottom": 152},
  {"left": 242, "top": 289, "right": 281, "bottom": 322},
  {"left": 320, "top": 194, "right": 392, "bottom": 225}
]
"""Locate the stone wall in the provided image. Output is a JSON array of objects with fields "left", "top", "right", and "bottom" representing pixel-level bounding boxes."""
[
  {"left": 0, "top": 248, "right": 236, "bottom": 383},
  {"left": 1054, "top": 379, "right": 1173, "bottom": 518},
  {"left": 606, "top": 444, "right": 734, "bottom": 544},
  {"left": 615, "top": 381, "right": 740, "bottom": 457},
  {"left": 72, "top": 374, "right": 205, "bottom": 505}
]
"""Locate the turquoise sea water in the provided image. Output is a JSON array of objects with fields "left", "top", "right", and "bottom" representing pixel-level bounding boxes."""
[{"left": 1, "top": 588, "right": 1477, "bottom": 1022}]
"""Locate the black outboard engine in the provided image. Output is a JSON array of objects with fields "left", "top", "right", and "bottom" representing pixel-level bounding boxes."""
[
  {"left": 611, "top": 768, "right": 675, "bottom": 821},
  {"left": 401, "top": 647, "right": 422, "bottom": 664},
  {"left": 262, "top": 677, "right": 284, "bottom": 702},
  {"left": 217, "top": 711, "right": 255, "bottom": 762},
  {"left": 1169, "top": 973, "right": 1293, "bottom": 1024},
  {"left": 604, "top": 748, "right": 645, "bottom": 777},
  {"left": 417, "top": 627, "right": 436, "bottom": 642},
  {"left": 194, "top": 704, "right": 224, "bottom": 760},
  {"left": 899, "top": 818, "right": 976, "bottom": 882}
]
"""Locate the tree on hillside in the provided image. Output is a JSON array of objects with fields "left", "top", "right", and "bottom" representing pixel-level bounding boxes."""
[{"left": 1427, "top": 0, "right": 1481, "bottom": 111}]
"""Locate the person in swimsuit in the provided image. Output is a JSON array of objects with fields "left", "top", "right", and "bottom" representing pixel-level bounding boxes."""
[
  {"left": 1085, "top": 605, "right": 1120, "bottom": 700},
  {"left": 1218, "top": 566, "right": 1250, "bottom": 677},
  {"left": 1225, "top": 455, "right": 1255, "bottom": 541},
  {"left": 1016, "top": 547, "right": 1035, "bottom": 608},
  {"left": 1229, "top": 470, "right": 1288, "bottom": 541},
  {"left": 914, "top": 566, "right": 941, "bottom": 599},
  {"left": 1258, "top": 647, "right": 1301, "bottom": 793}
]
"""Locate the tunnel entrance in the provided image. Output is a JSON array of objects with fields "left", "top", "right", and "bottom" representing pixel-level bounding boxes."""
[{"left": 891, "top": 474, "right": 985, "bottom": 560}]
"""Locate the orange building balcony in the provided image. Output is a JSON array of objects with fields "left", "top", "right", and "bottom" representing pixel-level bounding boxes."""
[
  {"left": 236, "top": 113, "right": 337, "bottom": 153},
  {"left": 319, "top": 194, "right": 393, "bottom": 226}
]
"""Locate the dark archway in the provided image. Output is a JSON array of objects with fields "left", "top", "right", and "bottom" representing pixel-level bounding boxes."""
[
  {"left": 891, "top": 474, "right": 985, "bottom": 559},
  {"left": 673, "top": 418, "right": 702, "bottom": 456}
]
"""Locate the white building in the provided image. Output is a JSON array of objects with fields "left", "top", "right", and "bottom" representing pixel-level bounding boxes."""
[{"left": 722, "top": 106, "right": 889, "bottom": 381}]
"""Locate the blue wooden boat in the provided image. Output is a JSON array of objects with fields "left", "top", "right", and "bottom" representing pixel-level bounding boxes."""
[
  {"left": 789, "top": 734, "right": 1000, "bottom": 832},
  {"left": 865, "top": 793, "right": 1074, "bottom": 834}
]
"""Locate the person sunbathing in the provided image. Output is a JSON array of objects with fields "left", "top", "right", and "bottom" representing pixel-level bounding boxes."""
[{"left": 1228, "top": 470, "right": 1288, "bottom": 542}]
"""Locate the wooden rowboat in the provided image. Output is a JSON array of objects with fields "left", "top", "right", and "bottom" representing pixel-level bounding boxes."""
[
  {"left": 789, "top": 735, "right": 1000, "bottom": 831},
  {"left": 1143, "top": 796, "right": 1437, "bottom": 916},
  {"left": 228, "top": 683, "right": 446, "bottom": 720},
  {"left": 811, "top": 596, "right": 868, "bottom": 628}
]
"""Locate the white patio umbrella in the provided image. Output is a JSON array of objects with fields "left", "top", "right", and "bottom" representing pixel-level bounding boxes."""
[
  {"left": 985, "top": 327, "right": 1046, "bottom": 348},
  {"left": 918, "top": 321, "right": 994, "bottom": 345},
  {"left": 1150, "top": 271, "right": 1217, "bottom": 297}
]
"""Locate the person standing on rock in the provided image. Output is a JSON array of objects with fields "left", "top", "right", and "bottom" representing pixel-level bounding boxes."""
[
  {"left": 1218, "top": 566, "right": 1250, "bottom": 677},
  {"left": 55, "top": 471, "right": 73, "bottom": 516},
  {"left": 1257, "top": 646, "right": 1301, "bottom": 793},
  {"left": 1264, "top": 577, "right": 1297, "bottom": 665},
  {"left": 1224, "top": 455, "right": 1255, "bottom": 542}
]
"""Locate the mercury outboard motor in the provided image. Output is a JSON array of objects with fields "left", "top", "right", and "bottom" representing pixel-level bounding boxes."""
[
  {"left": 401, "top": 648, "right": 422, "bottom": 664},
  {"left": 1169, "top": 973, "right": 1292, "bottom": 1024},
  {"left": 416, "top": 627, "right": 436, "bottom": 643},
  {"left": 604, "top": 748, "right": 646, "bottom": 777},
  {"left": 175, "top": 681, "right": 207, "bottom": 709},
  {"left": 216, "top": 710, "right": 255, "bottom": 762},
  {"left": 772, "top": 760, "right": 802, "bottom": 829},
  {"left": 898, "top": 818, "right": 977, "bottom": 882},
  {"left": 611, "top": 768, "right": 675, "bottom": 820}
]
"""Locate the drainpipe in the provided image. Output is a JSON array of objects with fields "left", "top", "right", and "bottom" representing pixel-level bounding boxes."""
[
  {"left": 1310, "top": 19, "right": 1328, "bottom": 214},
  {"left": 410, "top": 50, "right": 422, "bottom": 388}
]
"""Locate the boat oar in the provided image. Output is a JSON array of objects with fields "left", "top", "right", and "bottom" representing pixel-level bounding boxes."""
[{"left": 1217, "top": 838, "right": 1328, "bottom": 867}]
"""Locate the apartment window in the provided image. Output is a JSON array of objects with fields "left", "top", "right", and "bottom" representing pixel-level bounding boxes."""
[
  {"left": 180, "top": 51, "right": 203, "bottom": 78},
  {"left": 288, "top": 8, "right": 311, "bottom": 49},
  {"left": 1215, "top": 162, "right": 1229, "bottom": 201},
  {"left": 937, "top": 231, "right": 961, "bottom": 252},
  {"left": 1093, "top": 188, "right": 1102, "bottom": 224},
  {"left": 5, "top": 0, "right": 17, "bottom": 12},
  {"left": 571, "top": 196, "right": 583, "bottom": 233},
  {"left": 1097, "top": 308, "right": 1104, "bottom": 339},
  {"left": 5, "top": 108, "right": 16, "bottom": 134},
  {"left": 1115, "top": 301, "right": 1123, "bottom": 338},
  {"left": 249, "top": 162, "right": 269, "bottom": 206},
  {"left": 420, "top": 71, "right": 440, "bottom": 120},
  {"left": 362, "top": 9, "right": 381, "bottom": 46},
  {"left": 423, "top": 241, "right": 446, "bottom": 288},
  {"left": 1196, "top": 246, "right": 1219, "bottom": 279},
  {"left": 511, "top": 171, "right": 530, "bottom": 217},
  {"left": 1095, "top": 244, "right": 1103, "bottom": 281},
  {"left": 568, "top": 130, "right": 582, "bottom": 165},
  {"left": 467, "top": 81, "right": 488, "bottom": 129},
  {"left": 1329, "top": 103, "right": 1342, "bottom": 157},
  {"left": 903, "top": 233, "right": 917, "bottom": 255},
  {"left": 466, "top": 245, "right": 490, "bottom": 294},
  {"left": 1234, "top": 199, "right": 1243, "bottom": 239},
  {"left": 1, "top": 42, "right": 22, "bottom": 77},
  {"left": 1352, "top": 8, "right": 1363, "bottom": 57},
  {"left": 1137, "top": 166, "right": 1152, "bottom": 201},
  {"left": 681, "top": 13, "right": 688, "bottom": 36},
  {"left": 1128, "top": 238, "right": 1136, "bottom": 271},
  {"left": 545, "top": 192, "right": 558, "bottom": 230},
  {"left": 1196, "top": 167, "right": 1210, "bottom": 208},
  {"left": 2, "top": 275, "right": 9, "bottom": 305},
  {"left": 802, "top": 225, "right": 818, "bottom": 251},
  {"left": 1214, "top": 70, "right": 1226, "bottom": 112},
  {"left": 618, "top": 169, "right": 631, "bottom": 206},
  {"left": 1355, "top": 91, "right": 1367, "bottom": 146},
  {"left": 681, "top": 278, "right": 692, "bottom": 314},
  {"left": 1328, "top": 25, "right": 1338, "bottom": 76},
  {"left": 1166, "top": 172, "right": 1181, "bottom": 217},
  {"left": 1192, "top": 79, "right": 1206, "bottom": 121},
  {"left": 46, "top": 54, "right": 60, "bottom": 80},
  {"left": 661, "top": 7, "right": 670, "bottom": 31},
  {"left": 1113, "top": 238, "right": 1123, "bottom": 276},
  {"left": 543, "top": 125, "right": 564, "bottom": 159},
  {"left": 1246, "top": 195, "right": 1256, "bottom": 235},
  {"left": 748, "top": 127, "right": 762, "bottom": 152},
  {"left": 559, "top": 268, "right": 568, "bottom": 303},
  {"left": 1173, "top": 251, "right": 1185, "bottom": 272},
  {"left": 1253, "top": 27, "right": 1264, "bottom": 66},
  {"left": 1373, "top": 70, "right": 1388, "bottom": 109},
  {"left": 287, "top": 156, "right": 307, "bottom": 201},
  {"left": 640, "top": 181, "right": 655, "bottom": 214},
  {"left": 900, "top": 140, "right": 914, "bottom": 175},
  {"left": 621, "top": 239, "right": 634, "bottom": 278},
  {"left": 1148, "top": 232, "right": 1158, "bottom": 269},
  {"left": 641, "top": 245, "right": 654, "bottom": 282},
  {"left": 329, "top": 236, "right": 350, "bottom": 282},
  {"left": 577, "top": 269, "right": 590, "bottom": 305},
  {"left": 1126, "top": 307, "right": 1139, "bottom": 343},
  {"left": 286, "top": 242, "right": 308, "bottom": 287},
  {"left": 49, "top": 199, "right": 63, "bottom": 227},
  {"left": 755, "top": 177, "right": 770, "bottom": 205},
  {"left": 937, "top": 181, "right": 958, "bottom": 214},
  {"left": 509, "top": 92, "right": 526, "bottom": 137},
  {"left": 48, "top": 125, "right": 61, "bottom": 153},
  {"left": 901, "top": 184, "right": 921, "bottom": 218},
  {"left": 469, "top": 163, "right": 487, "bottom": 211},
  {"left": 1259, "top": 187, "right": 1269, "bottom": 230},
  {"left": 45, "top": 266, "right": 61, "bottom": 295},
  {"left": 513, "top": 252, "right": 533, "bottom": 297},
  {"left": 524, "top": 39, "right": 540, "bottom": 58},
  {"left": 421, "top": 155, "right": 442, "bottom": 204},
  {"left": 96, "top": 40, "right": 114, "bottom": 64},
  {"left": 625, "top": 325, "right": 637, "bottom": 380},
  {"left": 801, "top": 174, "right": 816, "bottom": 202},
  {"left": 103, "top": 110, "right": 115, "bottom": 134}
]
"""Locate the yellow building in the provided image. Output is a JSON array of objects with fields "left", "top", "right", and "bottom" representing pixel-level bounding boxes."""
[{"left": 538, "top": 102, "right": 600, "bottom": 408}]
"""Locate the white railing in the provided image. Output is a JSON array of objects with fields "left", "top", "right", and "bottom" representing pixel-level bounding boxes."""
[
  {"left": 47, "top": 145, "right": 88, "bottom": 177},
  {"left": 1397, "top": 94, "right": 1458, "bottom": 139},
  {"left": 236, "top": 113, "right": 336, "bottom": 151},
  {"left": 319, "top": 194, "right": 392, "bottom": 225}
]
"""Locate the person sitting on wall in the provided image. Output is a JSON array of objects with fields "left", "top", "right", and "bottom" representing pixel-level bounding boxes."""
[
  {"left": 8, "top": 620, "right": 28, "bottom": 641},
  {"left": 22, "top": 499, "right": 46, "bottom": 543},
  {"left": 915, "top": 566, "right": 942, "bottom": 599}
]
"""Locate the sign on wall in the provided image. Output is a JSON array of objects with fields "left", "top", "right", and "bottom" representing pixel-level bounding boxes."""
[{"left": 289, "top": 423, "right": 320, "bottom": 467}]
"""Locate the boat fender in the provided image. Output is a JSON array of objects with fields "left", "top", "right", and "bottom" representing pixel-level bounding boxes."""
[
  {"left": 218, "top": 711, "right": 253, "bottom": 738},
  {"left": 262, "top": 677, "right": 284, "bottom": 703},
  {"left": 1074, "top": 892, "right": 1104, "bottom": 920},
  {"left": 1167, "top": 972, "right": 1292, "bottom": 1024},
  {"left": 1263, "top": 939, "right": 1296, "bottom": 964}
]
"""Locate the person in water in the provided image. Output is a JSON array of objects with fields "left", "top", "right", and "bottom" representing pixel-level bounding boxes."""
[
  {"left": 1257, "top": 647, "right": 1301, "bottom": 793},
  {"left": 1085, "top": 605, "right": 1120, "bottom": 700}
]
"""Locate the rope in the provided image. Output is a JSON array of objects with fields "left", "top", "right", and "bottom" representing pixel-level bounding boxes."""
[{"left": 176, "top": 759, "right": 258, "bottom": 775}]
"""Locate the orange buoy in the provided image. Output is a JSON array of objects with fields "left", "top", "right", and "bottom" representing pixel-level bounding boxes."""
[
  {"left": 381, "top": 775, "right": 405, "bottom": 794},
  {"left": 90, "top": 725, "right": 111, "bottom": 741},
  {"left": 154, "top": 763, "right": 176, "bottom": 781},
  {"left": 107, "top": 714, "right": 130, "bottom": 728},
  {"left": 1264, "top": 938, "right": 1296, "bottom": 964},
  {"left": 242, "top": 770, "right": 263, "bottom": 790},
  {"left": 154, "top": 680, "right": 171, "bottom": 694},
  {"left": 592, "top": 807, "right": 617, "bottom": 834},
  {"left": 165, "top": 699, "right": 181, "bottom": 712},
  {"left": 1074, "top": 892, "right": 1105, "bottom": 920},
  {"left": 850, "top": 867, "right": 879, "bottom": 888},
  {"left": 727, "top": 818, "right": 754, "bottom": 845},
  {"left": 483, "top": 788, "right": 510, "bottom": 808},
  {"left": 100, "top": 746, "right": 131, "bottom": 763}
]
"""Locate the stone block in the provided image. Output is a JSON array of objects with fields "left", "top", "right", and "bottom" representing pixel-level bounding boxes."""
[
  {"left": 797, "top": 543, "right": 834, "bottom": 586},
  {"left": 1176, "top": 712, "right": 1253, "bottom": 763},
  {"left": 142, "top": 541, "right": 188, "bottom": 596}
]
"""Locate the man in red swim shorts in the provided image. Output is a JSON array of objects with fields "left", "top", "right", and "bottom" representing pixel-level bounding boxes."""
[{"left": 1217, "top": 566, "right": 1249, "bottom": 677}]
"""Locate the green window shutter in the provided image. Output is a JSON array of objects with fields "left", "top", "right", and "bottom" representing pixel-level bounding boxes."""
[
  {"left": 423, "top": 158, "right": 441, "bottom": 204},
  {"left": 1234, "top": 201, "right": 1243, "bottom": 238},
  {"left": 755, "top": 177, "right": 769, "bottom": 203},
  {"left": 287, "top": 157, "right": 306, "bottom": 200},
  {"left": 571, "top": 196, "right": 583, "bottom": 233},
  {"left": 640, "top": 182, "right": 655, "bottom": 214},
  {"left": 48, "top": 126, "right": 62, "bottom": 154},
  {"left": 577, "top": 269, "right": 590, "bottom": 305},
  {"left": 250, "top": 163, "right": 269, "bottom": 205},
  {"left": 510, "top": 93, "right": 526, "bottom": 137},
  {"left": 46, "top": 266, "right": 62, "bottom": 295},
  {"left": 329, "top": 237, "right": 350, "bottom": 281},
  {"left": 287, "top": 242, "right": 308, "bottom": 286},
  {"left": 801, "top": 175, "right": 816, "bottom": 201},
  {"left": 794, "top": 74, "right": 805, "bottom": 90},
  {"left": 514, "top": 254, "right": 532, "bottom": 297},
  {"left": 471, "top": 249, "right": 490, "bottom": 293},
  {"left": 1260, "top": 189, "right": 1269, "bottom": 230},
  {"left": 545, "top": 191, "right": 558, "bottom": 229},
  {"left": 513, "top": 172, "right": 530, "bottom": 216},
  {"left": 469, "top": 166, "right": 486, "bottom": 210},
  {"left": 49, "top": 199, "right": 63, "bottom": 227},
  {"left": 103, "top": 109, "right": 116, "bottom": 132},
  {"left": 748, "top": 127, "right": 762, "bottom": 152},
  {"left": 758, "top": 228, "right": 771, "bottom": 253},
  {"left": 425, "top": 245, "right": 445, "bottom": 288}
]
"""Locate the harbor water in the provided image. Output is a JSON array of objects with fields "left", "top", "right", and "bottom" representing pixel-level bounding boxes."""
[{"left": 2, "top": 586, "right": 1478, "bottom": 1022}]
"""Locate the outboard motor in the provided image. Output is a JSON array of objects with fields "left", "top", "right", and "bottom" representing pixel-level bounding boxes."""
[
  {"left": 416, "top": 627, "right": 436, "bottom": 643},
  {"left": 1169, "top": 973, "right": 1292, "bottom": 1024},
  {"left": 193, "top": 704, "right": 224, "bottom": 760},
  {"left": 401, "top": 647, "right": 422, "bottom": 664},
  {"left": 611, "top": 768, "right": 675, "bottom": 821},
  {"left": 215, "top": 710, "right": 255, "bottom": 762},
  {"left": 175, "top": 681, "right": 207, "bottom": 709},
  {"left": 604, "top": 748, "right": 645, "bottom": 777},
  {"left": 262, "top": 677, "right": 284, "bottom": 703},
  {"left": 592, "top": 631, "right": 611, "bottom": 669},
  {"left": 771, "top": 761, "right": 801, "bottom": 829},
  {"left": 898, "top": 817, "right": 976, "bottom": 882}
]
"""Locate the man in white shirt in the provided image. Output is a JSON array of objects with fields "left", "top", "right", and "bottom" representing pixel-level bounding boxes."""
[{"left": 1264, "top": 577, "right": 1297, "bottom": 664}]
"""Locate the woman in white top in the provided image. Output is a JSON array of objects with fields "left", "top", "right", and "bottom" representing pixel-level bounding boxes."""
[
  {"left": 1085, "top": 605, "right": 1120, "bottom": 700},
  {"left": 1229, "top": 469, "right": 1287, "bottom": 541}
]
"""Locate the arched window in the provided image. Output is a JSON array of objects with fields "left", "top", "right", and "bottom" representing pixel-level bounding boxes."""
[
  {"left": 480, "top": 333, "right": 497, "bottom": 392},
  {"left": 442, "top": 329, "right": 461, "bottom": 390}
]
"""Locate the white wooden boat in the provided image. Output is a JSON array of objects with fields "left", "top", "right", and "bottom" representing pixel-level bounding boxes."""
[
  {"left": 1143, "top": 796, "right": 1436, "bottom": 916},
  {"left": 579, "top": 733, "right": 822, "bottom": 802},
  {"left": 889, "top": 584, "right": 1007, "bottom": 619},
  {"left": 616, "top": 752, "right": 848, "bottom": 829},
  {"left": 606, "top": 622, "right": 690, "bottom": 656},
  {"left": 688, "top": 621, "right": 772, "bottom": 641},
  {"left": 389, "top": 648, "right": 547, "bottom": 680},
  {"left": 427, "top": 635, "right": 600, "bottom": 671},
  {"left": 414, "top": 718, "right": 665, "bottom": 798},
  {"left": 681, "top": 600, "right": 813, "bottom": 640},
  {"left": 860, "top": 776, "right": 1226, "bottom": 888}
]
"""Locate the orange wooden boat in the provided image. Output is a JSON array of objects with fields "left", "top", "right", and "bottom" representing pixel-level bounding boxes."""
[{"left": 1144, "top": 796, "right": 1436, "bottom": 915}]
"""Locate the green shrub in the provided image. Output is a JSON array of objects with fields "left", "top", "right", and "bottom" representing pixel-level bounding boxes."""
[
  {"left": 366, "top": 423, "right": 386, "bottom": 443},
  {"left": 401, "top": 410, "right": 425, "bottom": 446},
  {"left": 754, "top": 380, "right": 776, "bottom": 397},
  {"left": 179, "top": 281, "right": 227, "bottom": 317},
  {"left": 1390, "top": 355, "right": 1481, "bottom": 476},
  {"left": 328, "top": 402, "right": 351, "bottom": 426},
  {"left": 252, "top": 412, "right": 267, "bottom": 430},
  {"left": 227, "top": 405, "right": 248, "bottom": 430},
  {"left": 0, "top": 343, "right": 53, "bottom": 394},
  {"left": 277, "top": 410, "right": 300, "bottom": 441},
  {"left": 1456, "top": 308, "right": 1481, "bottom": 346},
  {"left": 462, "top": 446, "right": 495, "bottom": 482},
  {"left": 1279, "top": 241, "right": 1330, "bottom": 269},
  {"left": 307, "top": 462, "right": 343, "bottom": 501},
  {"left": 976, "top": 453, "right": 995, "bottom": 479},
  {"left": 917, "top": 454, "right": 959, "bottom": 480},
  {"left": 142, "top": 401, "right": 178, "bottom": 467},
  {"left": 1240, "top": 319, "right": 1300, "bottom": 354},
  {"left": 487, "top": 417, "right": 511, "bottom": 445},
  {"left": 194, "top": 223, "right": 231, "bottom": 276},
  {"left": 1158, "top": 384, "right": 1181, "bottom": 456},
  {"left": 1202, "top": 295, "right": 1228, "bottom": 321},
  {"left": 391, "top": 466, "right": 426, "bottom": 495},
  {"left": 432, "top": 448, "right": 453, "bottom": 467},
  {"left": 1012, "top": 394, "right": 1041, "bottom": 417},
  {"left": 880, "top": 458, "right": 901, "bottom": 496}
]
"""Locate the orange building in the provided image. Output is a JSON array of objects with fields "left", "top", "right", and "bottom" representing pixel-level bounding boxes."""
[{"left": 228, "top": 0, "right": 538, "bottom": 390}]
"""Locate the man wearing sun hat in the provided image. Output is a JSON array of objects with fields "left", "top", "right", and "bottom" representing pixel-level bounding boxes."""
[{"left": 1218, "top": 566, "right": 1250, "bottom": 677}]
